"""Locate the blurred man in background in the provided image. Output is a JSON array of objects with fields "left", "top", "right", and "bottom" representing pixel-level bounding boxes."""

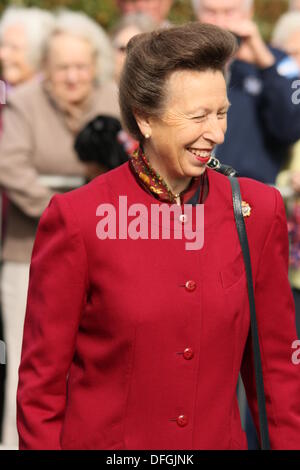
[
  {"left": 192, "top": 0, "right": 300, "bottom": 184},
  {"left": 115, "top": 0, "right": 173, "bottom": 26},
  {"left": 272, "top": 11, "right": 300, "bottom": 340}
]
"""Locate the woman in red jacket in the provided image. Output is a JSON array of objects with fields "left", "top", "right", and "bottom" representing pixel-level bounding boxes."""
[{"left": 17, "top": 23, "right": 300, "bottom": 450}]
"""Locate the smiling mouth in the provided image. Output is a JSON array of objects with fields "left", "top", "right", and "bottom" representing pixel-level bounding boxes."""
[{"left": 187, "top": 148, "right": 213, "bottom": 163}]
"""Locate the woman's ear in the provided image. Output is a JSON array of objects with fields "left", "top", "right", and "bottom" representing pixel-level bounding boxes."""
[{"left": 133, "top": 110, "right": 152, "bottom": 139}]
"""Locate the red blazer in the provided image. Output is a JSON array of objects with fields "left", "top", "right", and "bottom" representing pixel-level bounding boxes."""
[{"left": 17, "top": 163, "right": 300, "bottom": 450}]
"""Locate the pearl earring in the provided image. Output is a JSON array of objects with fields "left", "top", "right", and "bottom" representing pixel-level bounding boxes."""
[{"left": 145, "top": 133, "right": 150, "bottom": 139}]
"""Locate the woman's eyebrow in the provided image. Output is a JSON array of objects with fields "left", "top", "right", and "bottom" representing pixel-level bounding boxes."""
[{"left": 186, "top": 101, "right": 232, "bottom": 116}]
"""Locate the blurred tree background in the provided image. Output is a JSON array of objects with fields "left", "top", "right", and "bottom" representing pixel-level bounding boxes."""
[{"left": 0, "top": 0, "right": 291, "bottom": 39}]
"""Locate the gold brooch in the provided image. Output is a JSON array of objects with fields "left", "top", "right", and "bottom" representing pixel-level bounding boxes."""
[{"left": 242, "top": 201, "right": 251, "bottom": 217}]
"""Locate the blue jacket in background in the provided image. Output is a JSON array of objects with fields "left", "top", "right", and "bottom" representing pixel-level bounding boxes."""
[{"left": 216, "top": 48, "right": 300, "bottom": 184}]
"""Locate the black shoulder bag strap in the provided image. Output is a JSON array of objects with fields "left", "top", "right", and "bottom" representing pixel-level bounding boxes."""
[{"left": 229, "top": 176, "right": 271, "bottom": 451}]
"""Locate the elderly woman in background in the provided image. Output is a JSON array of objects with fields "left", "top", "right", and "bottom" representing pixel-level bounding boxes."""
[
  {"left": 0, "top": 6, "right": 54, "bottom": 89},
  {"left": 17, "top": 23, "right": 300, "bottom": 450},
  {"left": 0, "top": 5, "right": 54, "bottom": 447},
  {"left": 0, "top": 9, "right": 119, "bottom": 447},
  {"left": 272, "top": 11, "right": 300, "bottom": 338},
  {"left": 0, "top": 5, "right": 54, "bottom": 233},
  {"left": 0, "top": 5, "right": 54, "bottom": 262}
]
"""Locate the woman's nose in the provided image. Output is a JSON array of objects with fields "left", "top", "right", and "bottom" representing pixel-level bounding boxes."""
[
  {"left": 202, "top": 116, "right": 226, "bottom": 145},
  {"left": 65, "top": 66, "right": 80, "bottom": 83}
]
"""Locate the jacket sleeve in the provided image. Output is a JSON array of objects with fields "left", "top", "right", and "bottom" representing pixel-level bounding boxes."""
[
  {"left": 260, "top": 56, "right": 300, "bottom": 145},
  {"left": 17, "top": 195, "right": 89, "bottom": 449},
  {"left": 0, "top": 97, "right": 55, "bottom": 217},
  {"left": 241, "top": 188, "right": 300, "bottom": 449}
]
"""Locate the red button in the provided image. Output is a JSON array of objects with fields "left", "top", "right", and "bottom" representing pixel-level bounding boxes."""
[
  {"left": 177, "top": 415, "right": 188, "bottom": 427},
  {"left": 183, "top": 348, "right": 194, "bottom": 360},
  {"left": 185, "top": 280, "right": 196, "bottom": 292}
]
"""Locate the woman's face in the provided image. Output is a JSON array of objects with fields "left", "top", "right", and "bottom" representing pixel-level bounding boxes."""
[
  {"left": 138, "top": 69, "right": 230, "bottom": 185},
  {"left": 113, "top": 25, "right": 142, "bottom": 83},
  {"left": 0, "top": 24, "right": 35, "bottom": 86},
  {"left": 117, "top": 0, "right": 171, "bottom": 22},
  {"left": 45, "top": 33, "right": 96, "bottom": 105}
]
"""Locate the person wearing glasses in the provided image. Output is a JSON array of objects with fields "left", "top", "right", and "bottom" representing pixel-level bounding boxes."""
[
  {"left": 115, "top": 0, "right": 174, "bottom": 27},
  {"left": 111, "top": 12, "right": 156, "bottom": 84}
]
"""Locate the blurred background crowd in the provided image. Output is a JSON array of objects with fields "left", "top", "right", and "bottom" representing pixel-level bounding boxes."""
[{"left": 0, "top": 0, "right": 300, "bottom": 451}]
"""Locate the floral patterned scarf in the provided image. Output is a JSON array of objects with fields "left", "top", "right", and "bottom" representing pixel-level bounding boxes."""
[{"left": 129, "top": 146, "right": 208, "bottom": 204}]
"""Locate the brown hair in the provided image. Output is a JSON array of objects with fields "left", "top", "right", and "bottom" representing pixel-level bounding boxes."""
[{"left": 119, "top": 22, "right": 237, "bottom": 142}]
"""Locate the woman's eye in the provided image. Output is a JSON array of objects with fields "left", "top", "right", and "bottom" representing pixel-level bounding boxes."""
[
  {"left": 192, "top": 115, "right": 206, "bottom": 121},
  {"left": 218, "top": 111, "right": 228, "bottom": 119}
]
